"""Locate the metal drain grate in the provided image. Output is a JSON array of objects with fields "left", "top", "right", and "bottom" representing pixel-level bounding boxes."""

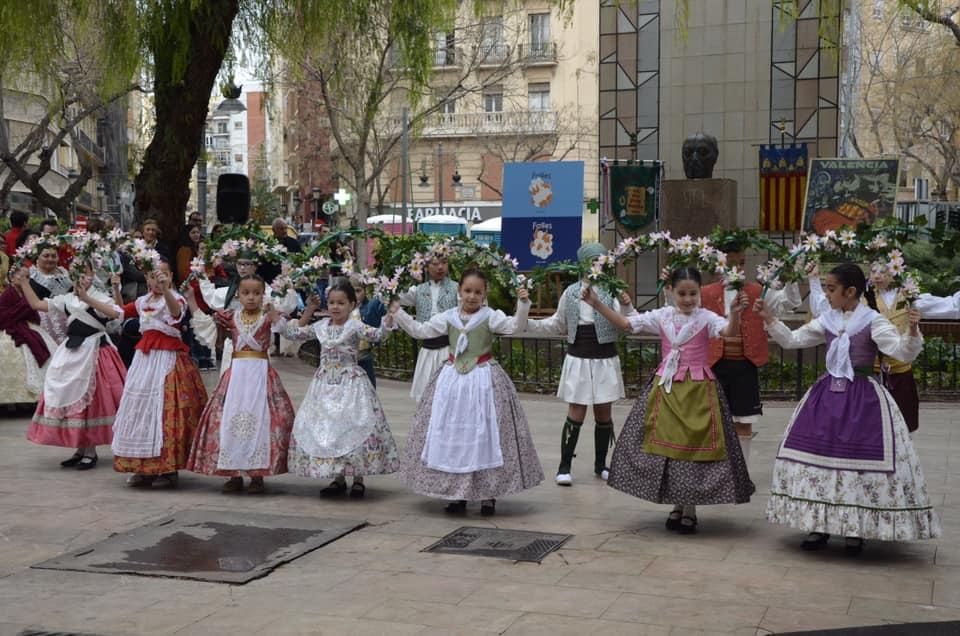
[
  {"left": 32, "top": 509, "right": 365, "bottom": 584},
  {"left": 423, "top": 526, "right": 572, "bottom": 563}
]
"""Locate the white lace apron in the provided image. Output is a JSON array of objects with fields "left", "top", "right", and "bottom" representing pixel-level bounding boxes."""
[
  {"left": 43, "top": 292, "right": 118, "bottom": 416},
  {"left": 111, "top": 296, "right": 182, "bottom": 458},
  {"left": 422, "top": 307, "right": 503, "bottom": 473},
  {"left": 217, "top": 313, "right": 272, "bottom": 469}
]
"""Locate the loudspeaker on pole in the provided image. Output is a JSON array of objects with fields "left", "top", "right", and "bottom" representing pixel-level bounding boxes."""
[{"left": 216, "top": 173, "right": 250, "bottom": 224}]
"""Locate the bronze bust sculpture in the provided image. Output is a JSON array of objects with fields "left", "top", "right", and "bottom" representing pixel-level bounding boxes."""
[{"left": 682, "top": 132, "right": 719, "bottom": 179}]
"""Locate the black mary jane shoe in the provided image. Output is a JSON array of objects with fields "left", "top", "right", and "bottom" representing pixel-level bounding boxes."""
[
  {"left": 677, "top": 516, "right": 698, "bottom": 535},
  {"left": 800, "top": 532, "right": 831, "bottom": 551},
  {"left": 60, "top": 452, "right": 84, "bottom": 468},
  {"left": 320, "top": 480, "right": 348, "bottom": 497},
  {"left": 444, "top": 500, "right": 467, "bottom": 514},
  {"left": 480, "top": 499, "right": 496, "bottom": 516},
  {"left": 76, "top": 455, "right": 98, "bottom": 471},
  {"left": 349, "top": 482, "right": 366, "bottom": 499},
  {"left": 844, "top": 537, "right": 864, "bottom": 555},
  {"left": 665, "top": 510, "right": 683, "bottom": 532}
]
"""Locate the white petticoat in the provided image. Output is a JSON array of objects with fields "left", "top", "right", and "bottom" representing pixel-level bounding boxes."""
[
  {"left": 556, "top": 354, "right": 625, "bottom": 405},
  {"left": 410, "top": 346, "right": 449, "bottom": 404},
  {"left": 111, "top": 349, "right": 177, "bottom": 458}
]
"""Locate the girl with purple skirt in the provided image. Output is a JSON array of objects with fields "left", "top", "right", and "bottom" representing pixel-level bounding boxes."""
[
  {"left": 758, "top": 263, "right": 940, "bottom": 554},
  {"left": 586, "top": 267, "right": 755, "bottom": 534}
]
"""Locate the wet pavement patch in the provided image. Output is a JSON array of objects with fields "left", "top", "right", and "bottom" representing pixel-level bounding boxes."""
[
  {"left": 32, "top": 509, "right": 365, "bottom": 584},
  {"left": 423, "top": 526, "right": 572, "bottom": 563}
]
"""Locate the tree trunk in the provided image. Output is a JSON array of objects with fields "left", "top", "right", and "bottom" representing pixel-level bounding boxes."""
[{"left": 133, "top": 1, "right": 240, "bottom": 240}]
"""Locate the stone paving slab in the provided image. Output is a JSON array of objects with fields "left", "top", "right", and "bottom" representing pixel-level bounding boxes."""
[{"left": 0, "top": 358, "right": 958, "bottom": 634}]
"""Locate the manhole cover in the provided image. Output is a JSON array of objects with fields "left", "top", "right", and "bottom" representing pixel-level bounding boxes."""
[
  {"left": 32, "top": 510, "right": 365, "bottom": 584},
  {"left": 423, "top": 526, "right": 572, "bottom": 563}
]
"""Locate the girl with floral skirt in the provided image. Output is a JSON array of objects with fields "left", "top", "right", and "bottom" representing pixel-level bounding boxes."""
[
  {"left": 82, "top": 260, "right": 208, "bottom": 488},
  {"left": 187, "top": 275, "right": 295, "bottom": 493},
  {"left": 586, "top": 267, "right": 754, "bottom": 534},
  {"left": 284, "top": 279, "right": 398, "bottom": 498},
  {"left": 759, "top": 263, "right": 939, "bottom": 554},
  {"left": 17, "top": 269, "right": 126, "bottom": 469},
  {"left": 385, "top": 269, "right": 543, "bottom": 516}
]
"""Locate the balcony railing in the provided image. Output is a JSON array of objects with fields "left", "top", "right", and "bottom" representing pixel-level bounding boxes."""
[
  {"left": 432, "top": 46, "right": 460, "bottom": 67},
  {"left": 397, "top": 109, "right": 558, "bottom": 138},
  {"left": 519, "top": 41, "right": 557, "bottom": 65},
  {"left": 477, "top": 43, "right": 511, "bottom": 66},
  {"left": 74, "top": 129, "right": 105, "bottom": 165}
]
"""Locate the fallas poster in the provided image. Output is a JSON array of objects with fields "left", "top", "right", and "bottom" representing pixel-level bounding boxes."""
[{"left": 501, "top": 161, "right": 584, "bottom": 270}]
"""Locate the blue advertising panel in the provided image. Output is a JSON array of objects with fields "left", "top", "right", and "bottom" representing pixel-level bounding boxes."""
[{"left": 502, "top": 161, "right": 584, "bottom": 269}]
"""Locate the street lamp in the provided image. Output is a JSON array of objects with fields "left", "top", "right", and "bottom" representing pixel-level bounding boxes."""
[
  {"left": 418, "top": 143, "right": 457, "bottom": 216},
  {"left": 312, "top": 186, "right": 321, "bottom": 229},
  {"left": 67, "top": 169, "right": 79, "bottom": 224},
  {"left": 96, "top": 182, "right": 105, "bottom": 213}
]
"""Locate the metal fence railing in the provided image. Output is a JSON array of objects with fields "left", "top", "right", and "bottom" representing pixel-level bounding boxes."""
[{"left": 371, "top": 320, "right": 960, "bottom": 401}]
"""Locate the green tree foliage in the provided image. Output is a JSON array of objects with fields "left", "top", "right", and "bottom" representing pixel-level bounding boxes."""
[{"left": 0, "top": 0, "right": 505, "bottom": 239}]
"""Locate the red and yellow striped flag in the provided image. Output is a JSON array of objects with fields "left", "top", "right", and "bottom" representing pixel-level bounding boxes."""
[{"left": 759, "top": 144, "right": 808, "bottom": 231}]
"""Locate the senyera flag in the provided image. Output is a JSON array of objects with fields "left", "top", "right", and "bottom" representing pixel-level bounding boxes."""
[{"left": 759, "top": 144, "right": 808, "bottom": 232}]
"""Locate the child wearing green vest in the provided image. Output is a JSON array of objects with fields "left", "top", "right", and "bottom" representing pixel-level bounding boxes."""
[{"left": 386, "top": 268, "right": 543, "bottom": 516}]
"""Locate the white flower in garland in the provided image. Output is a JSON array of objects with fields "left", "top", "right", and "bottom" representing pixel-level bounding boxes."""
[
  {"left": 189, "top": 257, "right": 206, "bottom": 275},
  {"left": 867, "top": 236, "right": 888, "bottom": 251},
  {"left": 722, "top": 265, "right": 746, "bottom": 290},
  {"left": 802, "top": 233, "right": 822, "bottom": 252},
  {"left": 900, "top": 271, "right": 921, "bottom": 302},
  {"left": 839, "top": 229, "right": 857, "bottom": 247}
]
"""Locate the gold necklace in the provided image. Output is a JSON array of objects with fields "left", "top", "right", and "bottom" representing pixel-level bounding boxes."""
[{"left": 239, "top": 309, "right": 261, "bottom": 325}]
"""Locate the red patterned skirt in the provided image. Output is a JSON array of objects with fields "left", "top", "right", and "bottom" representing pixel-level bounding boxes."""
[
  {"left": 27, "top": 346, "right": 126, "bottom": 448},
  {"left": 187, "top": 365, "right": 295, "bottom": 477}
]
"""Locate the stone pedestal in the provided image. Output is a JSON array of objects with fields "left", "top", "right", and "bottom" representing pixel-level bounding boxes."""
[{"left": 660, "top": 178, "right": 738, "bottom": 237}]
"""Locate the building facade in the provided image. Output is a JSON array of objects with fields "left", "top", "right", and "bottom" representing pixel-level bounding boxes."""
[
  {"left": 1, "top": 73, "right": 129, "bottom": 225},
  {"left": 375, "top": 0, "right": 599, "bottom": 236}
]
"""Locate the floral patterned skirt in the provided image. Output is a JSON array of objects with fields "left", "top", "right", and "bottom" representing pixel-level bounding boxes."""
[
  {"left": 287, "top": 367, "right": 399, "bottom": 479},
  {"left": 767, "top": 382, "right": 941, "bottom": 541},
  {"left": 28, "top": 345, "right": 125, "bottom": 448},
  {"left": 607, "top": 376, "right": 754, "bottom": 506},
  {"left": 113, "top": 352, "right": 207, "bottom": 475},
  {"left": 400, "top": 364, "right": 545, "bottom": 501},
  {"left": 187, "top": 366, "right": 295, "bottom": 477}
]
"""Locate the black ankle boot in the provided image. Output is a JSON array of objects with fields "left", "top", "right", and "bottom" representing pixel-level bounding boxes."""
[
  {"left": 594, "top": 421, "right": 614, "bottom": 478},
  {"left": 557, "top": 418, "right": 582, "bottom": 479}
]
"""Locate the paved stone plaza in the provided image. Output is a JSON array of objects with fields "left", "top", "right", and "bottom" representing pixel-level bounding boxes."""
[{"left": 1, "top": 358, "right": 959, "bottom": 635}]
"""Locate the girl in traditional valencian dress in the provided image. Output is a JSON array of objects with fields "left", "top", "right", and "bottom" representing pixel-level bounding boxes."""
[
  {"left": 187, "top": 275, "right": 295, "bottom": 493},
  {"left": 385, "top": 269, "right": 543, "bottom": 516},
  {"left": 0, "top": 270, "right": 57, "bottom": 408},
  {"left": 16, "top": 269, "right": 126, "bottom": 469},
  {"left": 285, "top": 279, "right": 398, "bottom": 498},
  {"left": 189, "top": 251, "right": 299, "bottom": 375},
  {"left": 809, "top": 263, "right": 960, "bottom": 435},
  {"left": 758, "top": 263, "right": 940, "bottom": 554},
  {"left": 82, "top": 260, "right": 208, "bottom": 488},
  {"left": 586, "top": 267, "right": 754, "bottom": 534}
]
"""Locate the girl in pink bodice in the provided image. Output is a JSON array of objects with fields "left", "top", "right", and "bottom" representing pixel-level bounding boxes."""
[{"left": 586, "top": 266, "right": 755, "bottom": 534}]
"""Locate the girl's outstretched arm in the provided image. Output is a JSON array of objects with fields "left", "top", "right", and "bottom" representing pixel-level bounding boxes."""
[
  {"left": 14, "top": 269, "right": 48, "bottom": 313},
  {"left": 581, "top": 285, "right": 631, "bottom": 331}
]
